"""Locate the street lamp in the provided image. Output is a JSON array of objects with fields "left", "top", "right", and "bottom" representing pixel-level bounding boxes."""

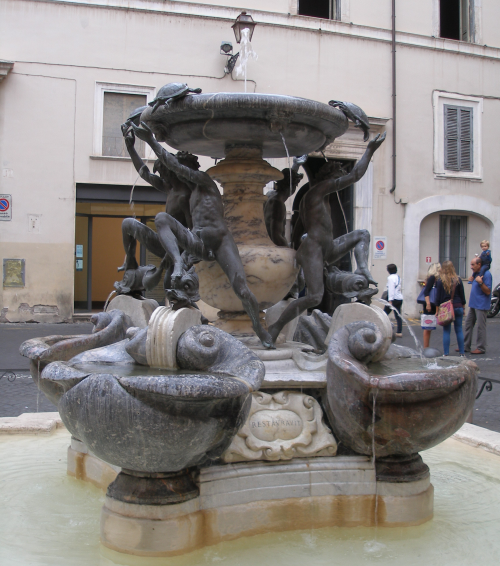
[{"left": 231, "top": 11, "right": 256, "bottom": 44}]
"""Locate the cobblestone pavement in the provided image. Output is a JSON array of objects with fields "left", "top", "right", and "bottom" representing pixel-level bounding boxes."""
[{"left": 1, "top": 317, "right": 499, "bottom": 433}]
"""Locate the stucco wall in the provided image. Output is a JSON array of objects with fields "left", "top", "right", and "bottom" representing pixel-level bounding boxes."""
[{"left": 0, "top": 72, "right": 76, "bottom": 322}]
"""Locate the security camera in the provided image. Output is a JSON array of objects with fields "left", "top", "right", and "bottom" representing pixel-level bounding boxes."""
[{"left": 220, "top": 41, "right": 233, "bottom": 55}]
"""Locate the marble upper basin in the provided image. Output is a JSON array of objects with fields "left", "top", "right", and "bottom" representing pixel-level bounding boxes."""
[{"left": 141, "top": 92, "right": 349, "bottom": 158}]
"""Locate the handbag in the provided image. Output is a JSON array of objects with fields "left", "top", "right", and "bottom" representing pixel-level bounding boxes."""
[
  {"left": 417, "top": 283, "right": 437, "bottom": 305},
  {"left": 381, "top": 290, "right": 388, "bottom": 301},
  {"left": 436, "top": 282, "right": 456, "bottom": 326},
  {"left": 421, "top": 313, "right": 437, "bottom": 330}
]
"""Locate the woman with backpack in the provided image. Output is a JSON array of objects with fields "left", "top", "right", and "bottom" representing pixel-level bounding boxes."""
[{"left": 435, "top": 260, "right": 466, "bottom": 356}]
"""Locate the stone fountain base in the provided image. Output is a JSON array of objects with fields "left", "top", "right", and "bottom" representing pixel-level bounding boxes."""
[
  {"left": 100, "top": 458, "right": 433, "bottom": 557},
  {"left": 68, "top": 412, "right": 433, "bottom": 557}
]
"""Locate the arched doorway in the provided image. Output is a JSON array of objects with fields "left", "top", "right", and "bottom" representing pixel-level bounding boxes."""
[{"left": 403, "top": 195, "right": 498, "bottom": 316}]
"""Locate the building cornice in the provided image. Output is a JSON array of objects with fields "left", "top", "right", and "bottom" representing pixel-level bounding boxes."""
[
  {"left": 0, "top": 60, "right": 14, "bottom": 82},
  {"left": 27, "top": 0, "right": 500, "bottom": 61}
]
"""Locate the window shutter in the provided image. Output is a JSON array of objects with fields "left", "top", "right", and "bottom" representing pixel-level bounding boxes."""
[
  {"left": 444, "top": 104, "right": 473, "bottom": 172},
  {"left": 459, "top": 107, "right": 473, "bottom": 171},
  {"left": 444, "top": 105, "right": 459, "bottom": 170}
]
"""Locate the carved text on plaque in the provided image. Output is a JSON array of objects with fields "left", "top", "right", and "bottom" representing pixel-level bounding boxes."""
[{"left": 222, "top": 391, "right": 337, "bottom": 462}]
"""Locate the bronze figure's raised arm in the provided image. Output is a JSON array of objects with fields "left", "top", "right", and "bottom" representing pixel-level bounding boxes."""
[{"left": 113, "top": 108, "right": 199, "bottom": 308}]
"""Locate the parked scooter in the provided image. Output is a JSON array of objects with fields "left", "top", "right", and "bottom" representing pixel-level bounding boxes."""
[{"left": 487, "top": 281, "right": 500, "bottom": 318}]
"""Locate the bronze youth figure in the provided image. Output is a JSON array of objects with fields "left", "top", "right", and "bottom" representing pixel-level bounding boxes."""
[{"left": 268, "top": 133, "right": 386, "bottom": 342}]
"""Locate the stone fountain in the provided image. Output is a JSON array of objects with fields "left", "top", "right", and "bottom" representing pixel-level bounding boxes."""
[{"left": 20, "top": 88, "right": 478, "bottom": 557}]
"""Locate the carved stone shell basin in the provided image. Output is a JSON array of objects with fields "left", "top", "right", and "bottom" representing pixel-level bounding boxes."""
[
  {"left": 21, "top": 323, "right": 265, "bottom": 473},
  {"left": 141, "top": 93, "right": 349, "bottom": 158},
  {"left": 195, "top": 245, "right": 298, "bottom": 311},
  {"left": 323, "top": 322, "right": 478, "bottom": 459}
]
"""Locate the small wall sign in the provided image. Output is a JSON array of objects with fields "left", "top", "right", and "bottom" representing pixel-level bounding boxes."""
[
  {"left": 0, "top": 194, "right": 12, "bottom": 221},
  {"left": 76, "top": 245, "right": 84, "bottom": 258},
  {"left": 75, "top": 259, "right": 83, "bottom": 271},
  {"left": 425, "top": 256, "right": 432, "bottom": 263},
  {"left": 373, "top": 237, "right": 387, "bottom": 260}
]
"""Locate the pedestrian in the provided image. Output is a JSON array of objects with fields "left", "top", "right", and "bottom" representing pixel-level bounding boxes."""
[
  {"left": 421, "top": 262, "right": 441, "bottom": 348},
  {"left": 435, "top": 261, "right": 466, "bottom": 356},
  {"left": 463, "top": 256, "right": 492, "bottom": 354},
  {"left": 383, "top": 264, "right": 403, "bottom": 337}
]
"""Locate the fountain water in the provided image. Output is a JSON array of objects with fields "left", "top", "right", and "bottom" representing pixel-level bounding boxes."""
[
  {"left": 2, "top": 430, "right": 500, "bottom": 565},
  {"left": 234, "top": 28, "right": 257, "bottom": 92},
  {"left": 375, "top": 297, "right": 425, "bottom": 358}
]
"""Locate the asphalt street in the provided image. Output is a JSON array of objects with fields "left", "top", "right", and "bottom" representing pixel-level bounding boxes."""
[{"left": 1, "top": 316, "right": 499, "bottom": 432}]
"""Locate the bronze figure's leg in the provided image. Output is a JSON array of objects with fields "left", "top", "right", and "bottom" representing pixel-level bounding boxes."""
[
  {"left": 327, "top": 229, "right": 376, "bottom": 285},
  {"left": 155, "top": 212, "right": 209, "bottom": 281},
  {"left": 268, "top": 238, "right": 325, "bottom": 342},
  {"left": 215, "top": 235, "right": 273, "bottom": 348},
  {"left": 118, "top": 218, "right": 166, "bottom": 272}
]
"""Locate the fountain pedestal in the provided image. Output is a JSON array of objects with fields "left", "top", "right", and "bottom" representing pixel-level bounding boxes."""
[{"left": 195, "top": 147, "right": 298, "bottom": 340}]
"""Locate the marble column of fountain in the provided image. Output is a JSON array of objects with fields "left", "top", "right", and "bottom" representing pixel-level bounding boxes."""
[{"left": 20, "top": 91, "right": 479, "bottom": 557}]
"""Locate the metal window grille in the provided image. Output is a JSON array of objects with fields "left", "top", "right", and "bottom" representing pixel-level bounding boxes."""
[
  {"left": 444, "top": 104, "right": 473, "bottom": 172},
  {"left": 103, "top": 92, "right": 147, "bottom": 157},
  {"left": 439, "top": 215, "right": 468, "bottom": 277}
]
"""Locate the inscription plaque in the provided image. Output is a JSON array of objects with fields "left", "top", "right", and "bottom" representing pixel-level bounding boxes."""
[
  {"left": 3, "top": 259, "right": 25, "bottom": 288},
  {"left": 223, "top": 391, "right": 337, "bottom": 462}
]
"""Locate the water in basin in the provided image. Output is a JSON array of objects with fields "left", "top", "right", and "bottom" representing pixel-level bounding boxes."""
[
  {"left": 367, "top": 357, "right": 458, "bottom": 377},
  {"left": 1, "top": 429, "right": 500, "bottom": 565}
]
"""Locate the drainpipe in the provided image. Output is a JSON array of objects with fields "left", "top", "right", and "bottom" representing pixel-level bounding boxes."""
[{"left": 389, "top": 0, "right": 401, "bottom": 204}]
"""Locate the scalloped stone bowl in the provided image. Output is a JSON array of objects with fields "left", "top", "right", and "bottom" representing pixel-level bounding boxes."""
[{"left": 324, "top": 322, "right": 478, "bottom": 460}]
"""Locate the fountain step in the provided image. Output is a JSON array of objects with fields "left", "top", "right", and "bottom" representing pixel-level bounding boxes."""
[{"left": 0, "top": 412, "right": 64, "bottom": 434}]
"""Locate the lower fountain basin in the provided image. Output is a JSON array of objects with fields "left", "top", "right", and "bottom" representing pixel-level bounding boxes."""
[
  {"left": 21, "top": 318, "right": 265, "bottom": 475},
  {"left": 142, "top": 92, "right": 349, "bottom": 158},
  {"left": 44, "top": 363, "right": 252, "bottom": 473},
  {"left": 324, "top": 322, "right": 478, "bottom": 459}
]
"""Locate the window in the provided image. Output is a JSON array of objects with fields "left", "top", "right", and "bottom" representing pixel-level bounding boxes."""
[
  {"left": 444, "top": 105, "right": 472, "bottom": 172},
  {"left": 103, "top": 92, "right": 147, "bottom": 157},
  {"left": 440, "top": 0, "right": 470, "bottom": 41},
  {"left": 439, "top": 215, "right": 467, "bottom": 277},
  {"left": 433, "top": 91, "right": 482, "bottom": 180},
  {"left": 93, "top": 82, "right": 155, "bottom": 158},
  {"left": 298, "top": 0, "right": 341, "bottom": 20}
]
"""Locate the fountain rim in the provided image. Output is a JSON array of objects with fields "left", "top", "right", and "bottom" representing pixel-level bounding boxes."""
[
  {"left": 42, "top": 360, "right": 253, "bottom": 400},
  {"left": 142, "top": 91, "right": 350, "bottom": 158},
  {"left": 149, "top": 91, "right": 347, "bottom": 118}
]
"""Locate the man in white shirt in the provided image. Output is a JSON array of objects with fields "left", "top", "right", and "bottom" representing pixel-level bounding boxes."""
[{"left": 384, "top": 263, "right": 403, "bottom": 337}]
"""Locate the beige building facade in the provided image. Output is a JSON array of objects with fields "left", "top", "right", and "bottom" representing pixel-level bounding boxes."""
[{"left": 1, "top": 0, "right": 499, "bottom": 321}]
